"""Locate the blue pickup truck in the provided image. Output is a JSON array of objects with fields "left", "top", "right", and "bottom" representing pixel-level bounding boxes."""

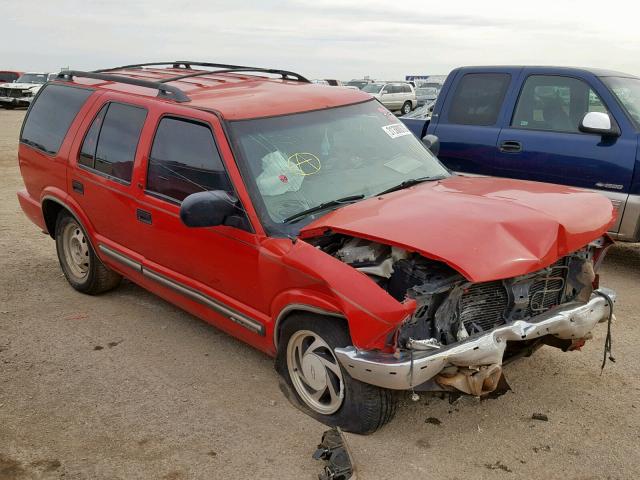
[{"left": 401, "top": 66, "right": 640, "bottom": 242}]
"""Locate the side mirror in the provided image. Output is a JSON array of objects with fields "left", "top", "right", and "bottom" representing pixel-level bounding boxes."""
[
  {"left": 579, "top": 112, "right": 620, "bottom": 137},
  {"left": 422, "top": 134, "right": 440, "bottom": 156},
  {"left": 180, "top": 190, "right": 236, "bottom": 228}
]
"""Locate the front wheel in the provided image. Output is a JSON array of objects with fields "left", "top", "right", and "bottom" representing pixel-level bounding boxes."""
[
  {"left": 401, "top": 101, "right": 412, "bottom": 115},
  {"left": 55, "top": 212, "right": 122, "bottom": 294},
  {"left": 276, "top": 314, "right": 397, "bottom": 434}
]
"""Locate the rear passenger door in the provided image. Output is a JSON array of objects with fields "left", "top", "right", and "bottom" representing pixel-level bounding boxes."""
[
  {"left": 132, "top": 113, "right": 267, "bottom": 340},
  {"left": 431, "top": 72, "right": 514, "bottom": 175},
  {"left": 70, "top": 96, "right": 148, "bottom": 260}
]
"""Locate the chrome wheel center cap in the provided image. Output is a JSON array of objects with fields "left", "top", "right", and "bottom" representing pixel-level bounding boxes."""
[{"left": 301, "top": 353, "right": 327, "bottom": 391}]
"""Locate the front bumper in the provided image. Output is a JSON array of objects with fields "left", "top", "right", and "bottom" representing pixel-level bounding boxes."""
[
  {"left": 334, "top": 288, "right": 616, "bottom": 390},
  {"left": 0, "top": 96, "right": 32, "bottom": 107}
]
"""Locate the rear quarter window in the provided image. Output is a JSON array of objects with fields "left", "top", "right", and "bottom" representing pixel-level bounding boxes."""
[
  {"left": 448, "top": 73, "right": 511, "bottom": 126},
  {"left": 20, "top": 84, "right": 93, "bottom": 155}
]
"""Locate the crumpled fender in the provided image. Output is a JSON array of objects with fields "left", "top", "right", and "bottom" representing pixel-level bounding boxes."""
[{"left": 270, "top": 238, "right": 415, "bottom": 351}]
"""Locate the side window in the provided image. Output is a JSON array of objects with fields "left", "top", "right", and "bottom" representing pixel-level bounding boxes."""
[
  {"left": 21, "top": 84, "right": 93, "bottom": 155},
  {"left": 146, "top": 117, "right": 232, "bottom": 202},
  {"left": 79, "top": 105, "right": 107, "bottom": 168},
  {"left": 449, "top": 73, "right": 511, "bottom": 126},
  {"left": 403, "top": 85, "right": 412, "bottom": 93},
  {"left": 79, "top": 102, "right": 147, "bottom": 183},
  {"left": 512, "top": 75, "right": 608, "bottom": 133},
  {"left": 381, "top": 85, "right": 391, "bottom": 94}
]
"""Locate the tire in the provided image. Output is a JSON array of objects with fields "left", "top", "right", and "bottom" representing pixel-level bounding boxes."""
[
  {"left": 55, "top": 211, "right": 122, "bottom": 294},
  {"left": 275, "top": 313, "right": 397, "bottom": 434},
  {"left": 401, "top": 101, "right": 412, "bottom": 115}
]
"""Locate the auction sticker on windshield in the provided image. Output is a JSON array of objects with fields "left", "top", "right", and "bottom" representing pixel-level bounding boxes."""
[{"left": 382, "top": 123, "right": 412, "bottom": 139}]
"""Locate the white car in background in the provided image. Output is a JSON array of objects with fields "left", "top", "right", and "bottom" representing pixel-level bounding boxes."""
[
  {"left": 362, "top": 82, "right": 417, "bottom": 114},
  {"left": 0, "top": 72, "right": 53, "bottom": 108}
]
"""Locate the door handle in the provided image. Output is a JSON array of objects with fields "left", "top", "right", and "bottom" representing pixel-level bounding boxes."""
[
  {"left": 136, "top": 209, "right": 152, "bottom": 225},
  {"left": 499, "top": 140, "right": 522, "bottom": 153}
]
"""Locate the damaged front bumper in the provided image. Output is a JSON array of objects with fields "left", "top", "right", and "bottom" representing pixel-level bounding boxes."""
[
  {"left": 0, "top": 96, "right": 33, "bottom": 107},
  {"left": 334, "top": 288, "right": 615, "bottom": 391}
]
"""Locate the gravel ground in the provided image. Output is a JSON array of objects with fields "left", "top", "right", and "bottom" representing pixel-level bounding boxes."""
[{"left": 1, "top": 109, "right": 639, "bottom": 480}]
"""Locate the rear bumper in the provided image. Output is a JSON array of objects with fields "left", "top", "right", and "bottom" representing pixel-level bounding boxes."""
[{"left": 334, "top": 288, "right": 616, "bottom": 390}]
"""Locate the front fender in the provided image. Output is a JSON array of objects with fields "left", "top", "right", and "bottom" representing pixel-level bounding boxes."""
[{"left": 279, "top": 239, "right": 416, "bottom": 352}]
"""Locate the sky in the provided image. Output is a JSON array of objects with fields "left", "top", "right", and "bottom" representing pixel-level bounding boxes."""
[{"left": 3, "top": 0, "right": 640, "bottom": 80}]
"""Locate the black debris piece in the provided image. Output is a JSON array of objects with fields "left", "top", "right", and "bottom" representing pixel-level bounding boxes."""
[
  {"left": 425, "top": 417, "right": 442, "bottom": 425},
  {"left": 312, "top": 428, "right": 354, "bottom": 480},
  {"left": 532, "top": 413, "right": 549, "bottom": 422}
]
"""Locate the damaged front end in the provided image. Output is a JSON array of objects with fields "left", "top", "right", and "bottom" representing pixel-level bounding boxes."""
[{"left": 311, "top": 234, "right": 615, "bottom": 396}]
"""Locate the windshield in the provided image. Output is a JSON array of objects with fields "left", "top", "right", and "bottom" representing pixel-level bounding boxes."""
[
  {"left": 361, "top": 83, "right": 383, "bottom": 94},
  {"left": 229, "top": 100, "right": 449, "bottom": 234},
  {"left": 602, "top": 76, "right": 640, "bottom": 129},
  {"left": 16, "top": 73, "right": 48, "bottom": 84}
]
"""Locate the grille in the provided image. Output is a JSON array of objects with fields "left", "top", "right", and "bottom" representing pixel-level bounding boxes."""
[
  {"left": 459, "top": 281, "right": 509, "bottom": 334},
  {"left": 0, "top": 88, "right": 28, "bottom": 98},
  {"left": 526, "top": 261, "right": 568, "bottom": 315}
]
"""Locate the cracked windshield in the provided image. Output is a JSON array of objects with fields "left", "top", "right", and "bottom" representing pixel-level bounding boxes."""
[{"left": 230, "top": 100, "right": 449, "bottom": 224}]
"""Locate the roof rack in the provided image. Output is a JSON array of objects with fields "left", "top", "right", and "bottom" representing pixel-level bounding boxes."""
[
  {"left": 57, "top": 61, "right": 310, "bottom": 103},
  {"left": 56, "top": 70, "right": 191, "bottom": 102},
  {"left": 96, "top": 60, "right": 310, "bottom": 83}
]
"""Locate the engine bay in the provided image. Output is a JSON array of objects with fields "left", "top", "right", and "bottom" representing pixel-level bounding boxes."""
[{"left": 310, "top": 234, "right": 600, "bottom": 349}]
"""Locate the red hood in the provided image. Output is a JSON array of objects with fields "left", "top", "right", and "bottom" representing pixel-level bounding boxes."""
[{"left": 299, "top": 176, "right": 615, "bottom": 282}]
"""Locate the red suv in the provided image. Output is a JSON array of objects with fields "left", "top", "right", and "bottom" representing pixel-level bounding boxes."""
[{"left": 17, "top": 61, "right": 616, "bottom": 434}]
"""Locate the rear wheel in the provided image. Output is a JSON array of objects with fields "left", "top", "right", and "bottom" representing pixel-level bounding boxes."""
[
  {"left": 55, "top": 212, "right": 121, "bottom": 294},
  {"left": 276, "top": 314, "right": 397, "bottom": 434},
  {"left": 401, "top": 101, "right": 412, "bottom": 115}
]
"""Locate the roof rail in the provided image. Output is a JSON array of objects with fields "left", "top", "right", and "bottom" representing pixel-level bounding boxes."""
[
  {"left": 56, "top": 70, "right": 191, "bottom": 102},
  {"left": 56, "top": 61, "right": 310, "bottom": 104},
  {"left": 94, "top": 60, "right": 310, "bottom": 83}
]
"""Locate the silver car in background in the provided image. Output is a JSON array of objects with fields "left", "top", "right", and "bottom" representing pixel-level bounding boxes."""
[{"left": 362, "top": 82, "right": 417, "bottom": 114}]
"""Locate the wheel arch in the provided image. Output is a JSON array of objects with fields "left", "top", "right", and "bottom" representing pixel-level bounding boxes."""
[
  {"left": 41, "top": 194, "right": 94, "bottom": 240},
  {"left": 273, "top": 303, "right": 347, "bottom": 352}
]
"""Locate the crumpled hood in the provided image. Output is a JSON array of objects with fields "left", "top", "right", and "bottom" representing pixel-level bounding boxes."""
[{"left": 299, "top": 175, "right": 615, "bottom": 282}]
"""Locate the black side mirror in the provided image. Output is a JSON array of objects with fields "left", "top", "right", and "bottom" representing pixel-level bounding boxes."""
[
  {"left": 422, "top": 134, "right": 440, "bottom": 156},
  {"left": 180, "top": 190, "right": 236, "bottom": 228}
]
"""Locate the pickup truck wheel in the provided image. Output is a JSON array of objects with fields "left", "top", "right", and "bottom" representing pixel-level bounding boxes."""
[
  {"left": 401, "top": 101, "right": 412, "bottom": 115},
  {"left": 276, "top": 314, "right": 397, "bottom": 434},
  {"left": 55, "top": 212, "right": 121, "bottom": 294}
]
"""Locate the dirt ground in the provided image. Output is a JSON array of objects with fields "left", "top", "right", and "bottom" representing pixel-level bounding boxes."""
[{"left": 1, "top": 109, "right": 639, "bottom": 480}]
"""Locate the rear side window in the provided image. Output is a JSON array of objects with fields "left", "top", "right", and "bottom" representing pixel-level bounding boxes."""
[
  {"left": 448, "top": 73, "right": 511, "bottom": 126},
  {"left": 21, "top": 84, "right": 93, "bottom": 155},
  {"left": 146, "top": 117, "right": 232, "bottom": 202},
  {"left": 79, "top": 102, "right": 147, "bottom": 183}
]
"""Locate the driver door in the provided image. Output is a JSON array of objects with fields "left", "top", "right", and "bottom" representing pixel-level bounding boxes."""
[{"left": 131, "top": 110, "right": 269, "bottom": 340}]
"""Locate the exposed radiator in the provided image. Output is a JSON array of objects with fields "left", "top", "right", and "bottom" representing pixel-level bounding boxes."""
[{"left": 459, "top": 281, "right": 509, "bottom": 334}]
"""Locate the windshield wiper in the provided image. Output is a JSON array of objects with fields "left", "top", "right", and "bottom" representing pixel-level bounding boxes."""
[
  {"left": 376, "top": 176, "right": 443, "bottom": 196},
  {"left": 283, "top": 194, "right": 365, "bottom": 224}
]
